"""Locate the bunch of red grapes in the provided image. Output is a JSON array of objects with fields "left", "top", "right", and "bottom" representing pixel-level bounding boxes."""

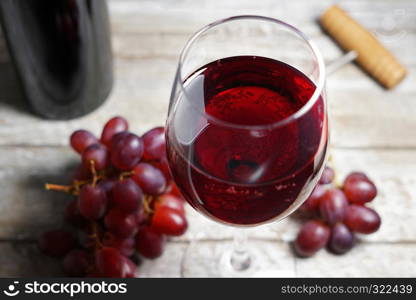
[
  {"left": 294, "top": 166, "right": 381, "bottom": 257},
  {"left": 38, "top": 117, "right": 187, "bottom": 277}
]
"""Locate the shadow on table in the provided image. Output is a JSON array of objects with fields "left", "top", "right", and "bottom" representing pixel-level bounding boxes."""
[{"left": 3, "top": 160, "right": 81, "bottom": 277}]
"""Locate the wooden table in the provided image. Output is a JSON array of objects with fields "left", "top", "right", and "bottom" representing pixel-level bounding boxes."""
[{"left": 0, "top": 0, "right": 415, "bottom": 277}]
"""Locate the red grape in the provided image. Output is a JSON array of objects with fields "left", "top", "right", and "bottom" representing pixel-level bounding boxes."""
[
  {"left": 104, "top": 209, "right": 138, "bottom": 238},
  {"left": 134, "top": 208, "right": 146, "bottom": 226},
  {"left": 343, "top": 173, "right": 377, "bottom": 205},
  {"left": 101, "top": 116, "right": 129, "bottom": 147},
  {"left": 43, "top": 118, "right": 191, "bottom": 278},
  {"left": 111, "top": 133, "right": 143, "bottom": 170},
  {"left": 319, "top": 166, "right": 335, "bottom": 184},
  {"left": 95, "top": 247, "right": 131, "bottom": 277},
  {"left": 344, "top": 172, "right": 368, "bottom": 182},
  {"left": 166, "top": 182, "right": 183, "bottom": 198},
  {"left": 159, "top": 157, "right": 172, "bottom": 181},
  {"left": 62, "top": 249, "right": 90, "bottom": 277},
  {"left": 98, "top": 178, "right": 116, "bottom": 200},
  {"left": 136, "top": 226, "right": 166, "bottom": 259},
  {"left": 111, "top": 178, "right": 143, "bottom": 213},
  {"left": 86, "top": 270, "right": 101, "bottom": 277},
  {"left": 319, "top": 188, "right": 348, "bottom": 225},
  {"left": 142, "top": 127, "right": 166, "bottom": 161},
  {"left": 82, "top": 144, "right": 109, "bottom": 171},
  {"left": 70, "top": 130, "right": 98, "bottom": 154},
  {"left": 294, "top": 220, "right": 330, "bottom": 257},
  {"left": 122, "top": 256, "right": 137, "bottom": 277},
  {"left": 150, "top": 157, "right": 172, "bottom": 181},
  {"left": 65, "top": 200, "right": 88, "bottom": 228},
  {"left": 78, "top": 223, "right": 104, "bottom": 249},
  {"left": 103, "top": 233, "right": 135, "bottom": 257},
  {"left": 38, "top": 230, "right": 76, "bottom": 257},
  {"left": 299, "top": 184, "right": 326, "bottom": 213},
  {"left": 328, "top": 222, "right": 355, "bottom": 254},
  {"left": 132, "top": 162, "right": 167, "bottom": 195},
  {"left": 151, "top": 207, "right": 187, "bottom": 236},
  {"left": 78, "top": 185, "right": 107, "bottom": 220},
  {"left": 155, "top": 194, "right": 185, "bottom": 215},
  {"left": 111, "top": 131, "right": 130, "bottom": 148},
  {"left": 344, "top": 205, "right": 381, "bottom": 234}
]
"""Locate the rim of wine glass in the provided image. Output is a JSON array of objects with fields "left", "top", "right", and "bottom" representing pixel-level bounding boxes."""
[{"left": 176, "top": 15, "right": 326, "bottom": 130}]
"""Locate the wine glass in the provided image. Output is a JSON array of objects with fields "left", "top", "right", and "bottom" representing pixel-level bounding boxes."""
[{"left": 166, "top": 15, "right": 327, "bottom": 276}]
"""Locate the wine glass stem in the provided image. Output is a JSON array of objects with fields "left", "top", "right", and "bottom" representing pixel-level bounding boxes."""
[{"left": 230, "top": 229, "right": 251, "bottom": 271}]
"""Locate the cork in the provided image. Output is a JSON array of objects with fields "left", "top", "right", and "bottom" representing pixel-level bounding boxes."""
[{"left": 320, "top": 5, "right": 407, "bottom": 89}]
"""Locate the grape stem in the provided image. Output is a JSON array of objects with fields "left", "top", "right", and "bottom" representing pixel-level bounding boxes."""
[
  {"left": 143, "top": 195, "right": 154, "bottom": 215},
  {"left": 73, "top": 180, "right": 90, "bottom": 194},
  {"left": 45, "top": 183, "right": 73, "bottom": 193},
  {"left": 44, "top": 177, "right": 105, "bottom": 195},
  {"left": 119, "top": 170, "right": 135, "bottom": 181},
  {"left": 45, "top": 166, "right": 107, "bottom": 196},
  {"left": 90, "top": 161, "right": 98, "bottom": 187},
  {"left": 90, "top": 222, "right": 103, "bottom": 250}
]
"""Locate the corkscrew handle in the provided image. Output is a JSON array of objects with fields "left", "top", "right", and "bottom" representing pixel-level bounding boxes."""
[{"left": 320, "top": 5, "right": 407, "bottom": 89}]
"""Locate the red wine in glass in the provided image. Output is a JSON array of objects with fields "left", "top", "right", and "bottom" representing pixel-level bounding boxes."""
[{"left": 167, "top": 55, "right": 327, "bottom": 225}]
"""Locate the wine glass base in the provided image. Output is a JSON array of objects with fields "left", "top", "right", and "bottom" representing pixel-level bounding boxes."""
[{"left": 181, "top": 239, "right": 296, "bottom": 278}]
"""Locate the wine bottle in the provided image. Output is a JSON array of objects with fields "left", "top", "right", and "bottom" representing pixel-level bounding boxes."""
[{"left": 0, "top": 0, "right": 113, "bottom": 119}]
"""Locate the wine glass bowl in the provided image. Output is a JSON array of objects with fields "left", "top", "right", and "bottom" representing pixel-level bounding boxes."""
[{"left": 165, "top": 15, "right": 327, "bottom": 274}]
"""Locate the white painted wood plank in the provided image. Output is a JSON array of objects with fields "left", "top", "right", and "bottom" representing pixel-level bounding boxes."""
[
  {"left": 0, "top": 240, "right": 187, "bottom": 277},
  {"left": 179, "top": 240, "right": 296, "bottom": 277},
  {"left": 181, "top": 148, "right": 416, "bottom": 244},
  {"left": 331, "top": 148, "right": 416, "bottom": 244},
  {"left": 329, "top": 83, "right": 416, "bottom": 148},
  {"left": 146, "top": 241, "right": 416, "bottom": 277},
  {"left": 0, "top": 0, "right": 415, "bottom": 277},
  {"left": 0, "top": 57, "right": 415, "bottom": 148},
  {"left": 107, "top": 0, "right": 416, "bottom": 31},
  {"left": 1, "top": 240, "right": 414, "bottom": 277},
  {"left": 295, "top": 243, "right": 416, "bottom": 277},
  {"left": 0, "top": 0, "right": 415, "bottom": 148},
  {"left": 0, "top": 147, "right": 414, "bottom": 244},
  {"left": 139, "top": 243, "right": 188, "bottom": 277}
]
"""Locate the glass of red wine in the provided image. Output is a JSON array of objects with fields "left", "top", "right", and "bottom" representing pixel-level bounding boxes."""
[{"left": 166, "top": 15, "right": 327, "bottom": 276}]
